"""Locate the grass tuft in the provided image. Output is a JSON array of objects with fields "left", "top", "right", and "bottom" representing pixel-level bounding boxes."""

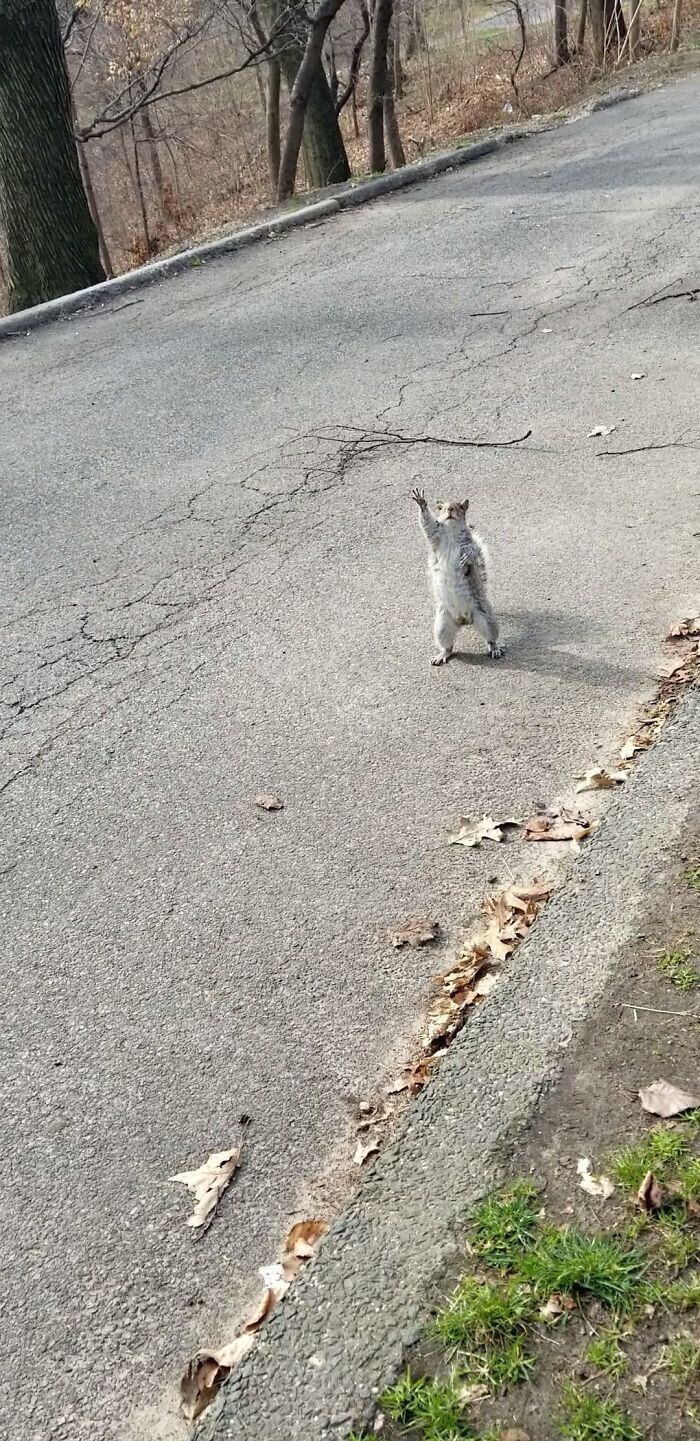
[
  {"left": 612, "top": 1126, "right": 689, "bottom": 1193},
  {"left": 656, "top": 1274, "right": 700, "bottom": 1309},
  {"left": 585, "top": 1328, "right": 627, "bottom": 1378},
  {"left": 685, "top": 864, "right": 700, "bottom": 893},
  {"left": 469, "top": 1182, "right": 540, "bottom": 1271},
  {"left": 657, "top": 946, "right": 699, "bottom": 992},
  {"left": 380, "top": 1370, "right": 478, "bottom": 1439},
  {"left": 657, "top": 1211, "right": 700, "bottom": 1268},
  {"left": 665, "top": 1334, "right": 700, "bottom": 1388},
  {"left": 518, "top": 1227, "right": 646, "bottom": 1313},
  {"left": 433, "top": 1276, "right": 536, "bottom": 1394},
  {"left": 558, "top": 1384, "right": 642, "bottom": 1440}
]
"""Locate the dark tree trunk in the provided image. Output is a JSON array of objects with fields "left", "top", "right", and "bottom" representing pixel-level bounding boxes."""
[
  {"left": 589, "top": 0, "right": 605, "bottom": 57},
  {"left": 77, "top": 141, "right": 113, "bottom": 276},
  {"left": 266, "top": 57, "right": 281, "bottom": 192},
  {"left": 576, "top": 0, "right": 587, "bottom": 49},
  {"left": 277, "top": 0, "right": 349, "bottom": 200},
  {"left": 267, "top": 0, "right": 350, "bottom": 191},
  {"left": 554, "top": 0, "right": 569, "bottom": 62},
  {"left": 383, "top": 36, "right": 405, "bottom": 168},
  {"left": 368, "top": 0, "right": 394, "bottom": 173},
  {"left": 603, "top": 0, "right": 627, "bottom": 49},
  {"left": 335, "top": 0, "right": 370, "bottom": 117},
  {"left": 0, "top": 0, "right": 104, "bottom": 311},
  {"left": 404, "top": 0, "right": 427, "bottom": 58}
]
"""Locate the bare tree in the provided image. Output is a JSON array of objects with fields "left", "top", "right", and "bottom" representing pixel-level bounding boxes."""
[
  {"left": 670, "top": 0, "right": 682, "bottom": 49},
  {"left": 264, "top": 0, "right": 350, "bottom": 191},
  {"left": 276, "top": 0, "right": 349, "bottom": 199},
  {"left": 368, "top": 0, "right": 394, "bottom": 172},
  {"left": 0, "top": 0, "right": 104, "bottom": 311},
  {"left": 554, "top": 0, "right": 569, "bottom": 63},
  {"left": 335, "top": 0, "right": 371, "bottom": 117}
]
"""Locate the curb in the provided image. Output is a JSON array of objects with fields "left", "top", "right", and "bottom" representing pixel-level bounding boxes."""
[
  {"left": 0, "top": 88, "right": 641, "bottom": 342},
  {"left": 196, "top": 689, "right": 699, "bottom": 1440}
]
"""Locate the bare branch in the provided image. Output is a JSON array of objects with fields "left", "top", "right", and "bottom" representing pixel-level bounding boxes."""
[
  {"left": 599, "top": 436, "right": 700, "bottom": 457},
  {"left": 62, "top": 3, "right": 83, "bottom": 46},
  {"left": 336, "top": 0, "right": 370, "bottom": 115}
]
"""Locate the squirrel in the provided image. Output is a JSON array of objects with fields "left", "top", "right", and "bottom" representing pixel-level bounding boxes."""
[{"left": 411, "top": 488, "right": 504, "bottom": 666}]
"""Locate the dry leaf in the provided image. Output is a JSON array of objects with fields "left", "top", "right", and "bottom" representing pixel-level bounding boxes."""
[
  {"left": 242, "top": 1287, "right": 282, "bottom": 1332},
  {"left": 505, "top": 882, "right": 554, "bottom": 906},
  {"left": 473, "top": 969, "right": 499, "bottom": 997},
  {"left": 446, "top": 814, "right": 519, "bottom": 848},
  {"left": 170, "top": 1146, "right": 241, "bottom": 1229},
  {"left": 522, "top": 812, "right": 595, "bottom": 844},
  {"left": 574, "top": 767, "right": 628, "bottom": 793},
  {"left": 588, "top": 424, "right": 616, "bottom": 437},
  {"left": 639, "top": 1080, "right": 700, "bottom": 1118},
  {"left": 620, "top": 738, "right": 641, "bottom": 760},
  {"left": 659, "top": 654, "right": 692, "bottom": 680},
  {"left": 403, "top": 1055, "right": 434, "bottom": 1093},
  {"left": 631, "top": 1373, "right": 649, "bottom": 1395},
  {"left": 255, "top": 793, "right": 284, "bottom": 810},
  {"left": 387, "top": 1077, "right": 409, "bottom": 1095},
  {"left": 637, "top": 1171, "right": 665, "bottom": 1213},
  {"left": 668, "top": 616, "right": 700, "bottom": 639},
  {"left": 284, "top": 1218, "right": 328, "bottom": 1259},
  {"left": 631, "top": 372, "right": 645, "bottom": 380},
  {"left": 373, "top": 1413, "right": 386, "bottom": 1434},
  {"left": 180, "top": 1333, "right": 255, "bottom": 1422},
  {"left": 388, "top": 917, "right": 440, "bottom": 949},
  {"left": 458, "top": 1381, "right": 491, "bottom": 1403},
  {"left": 501, "top": 1431, "right": 531, "bottom": 1441},
  {"left": 540, "top": 1291, "right": 574, "bottom": 1322},
  {"left": 577, "top": 1157, "right": 614, "bottom": 1200},
  {"left": 353, "top": 1137, "right": 379, "bottom": 1166}
]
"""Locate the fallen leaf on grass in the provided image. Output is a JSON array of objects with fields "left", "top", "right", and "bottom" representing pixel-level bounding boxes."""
[
  {"left": 639, "top": 1079, "right": 700, "bottom": 1118},
  {"left": 668, "top": 617, "right": 700, "bottom": 639},
  {"left": 588, "top": 424, "right": 616, "bottom": 437},
  {"left": 577, "top": 1157, "right": 615, "bottom": 1199},
  {"left": 388, "top": 917, "right": 440, "bottom": 949},
  {"left": 540, "top": 1292, "right": 576, "bottom": 1322},
  {"left": 284, "top": 1218, "right": 328, "bottom": 1259},
  {"left": 170, "top": 1146, "right": 241, "bottom": 1229},
  {"left": 575, "top": 766, "right": 628, "bottom": 793},
  {"left": 180, "top": 1333, "right": 255, "bottom": 1421},
  {"left": 255, "top": 793, "right": 284, "bottom": 810},
  {"left": 522, "top": 811, "right": 595, "bottom": 844},
  {"left": 353, "top": 1137, "right": 380, "bottom": 1166},
  {"left": 637, "top": 1171, "right": 665, "bottom": 1213},
  {"left": 446, "top": 813, "right": 519, "bottom": 848}
]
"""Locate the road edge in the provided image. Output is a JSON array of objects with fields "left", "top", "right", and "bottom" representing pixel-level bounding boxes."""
[
  {"left": 195, "top": 686, "right": 699, "bottom": 1440},
  {"left": 0, "top": 87, "right": 639, "bottom": 342}
]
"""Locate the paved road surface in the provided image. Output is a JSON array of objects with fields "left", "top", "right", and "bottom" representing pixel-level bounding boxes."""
[{"left": 1, "top": 77, "right": 699, "bottom": 1441}]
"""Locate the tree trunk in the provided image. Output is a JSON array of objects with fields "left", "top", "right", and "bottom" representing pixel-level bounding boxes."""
[
  {"left": 277, "top": 0, "right": 349, "bottom": 200},
  {"left": 391, "top": 16, "right": 405, "bottom": 96},
  {"left": 268, "top": 0, "right": 350, "bottom": 191},
  {"left": 266, "top": 57, "right": 281, "bottom": 193},
  {"left": 576, "top": 0, "right": 587, "bottom": 49},
  {"left": 383, "top": 39, "right": 405, "bottom": 168},
  {"left": 77, "top": 141, "right": 113, "bottom": 277},
  {"left": 0, "top": 0, "right": 104, "bottom": 312},
  {"left": 670, "top": 0, "right": 682, "bottom": 49},
  {"left": 368, "top": 0, "right": 394, "bottom": 173},
  {"left": 404, "top": 0, "right": 427, "bottom": 58},
  {"left": 554, "top": 0, "right": 569, "bottom": 62},
  {"left": 628, "top": 0, "right": 641, "bottom": 57},
  {"left": 589, "top": 0, "right": 605, "bottom": 58}
]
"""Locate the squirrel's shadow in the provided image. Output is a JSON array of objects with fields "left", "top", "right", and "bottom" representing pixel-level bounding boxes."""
[{"left": 448, "top": 608, "right": 649, "bottom": 687}]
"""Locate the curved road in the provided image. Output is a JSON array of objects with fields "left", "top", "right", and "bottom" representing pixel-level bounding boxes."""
[{"left": 1, "top": 76, "right": 699, "bottom": 1441}]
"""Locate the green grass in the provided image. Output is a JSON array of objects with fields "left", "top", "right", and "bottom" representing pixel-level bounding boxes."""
[
  {"left": 433, "top": 1276, "right": 536, "bottom": 1393},
  {"left": 676, "top": 1155, "right": 700, "bottom": 1204},
  {"left": 654, "top": 1274, "right": 700, "bottom": 1309},
  {"left": 469, "top": 1182, "right": 540, "bottom": 1271},
  {"left": 685, "top": 864, "right": 700, "bottom": 893},
  {"left": 585, "top": 1328, "right": 627, "bottom": 1378},
  {"left": 557, "top": 1384, "right": 642, "bottom": 1441},
  {"left": 612, "top": 1126, "right": 690, "bottom": 1193},
  {"left": 658, "top": 1211, "right": 700, "bottom": 1268},
  {"left": 657, "top": 946, "right": 700, "bottom": 992},
  {"left": 518, "top": 1227, "right": 647, "bottom": 1313},
  {"left": 381, "top": 1370, "right": 478, "bottom": 1439},
  {"left": 665, "top": 1334, "right": 700, "bottom": 1388}
]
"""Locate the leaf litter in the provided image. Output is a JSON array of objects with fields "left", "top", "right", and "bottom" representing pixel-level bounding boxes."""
[
  {"left": 575, "top": 766, "right": 628, "bottom": 793},
  {"left": 639, "top": 1079, "right": 700, "bottom": 1117},
  {"left": 446, "top": 813, "right": 520, "bottom": 847},
  {"left": 255, "top": 793, "right": 284, "bottom": 811},
  {"left": 577, "top": 1157, "right": 615, "bottom": 1199},
  {"left": 170, "top": 1146, "right": 241, "bottom": 1230},
  {"left": 388, "top": 916, "right": 440, "bottom": 949},
  {"left": 522, "top": 808, "right": 596, "bottom": 846},
  {"left": 180, "top": 1215, "right": 328, "bottom": 1419}
]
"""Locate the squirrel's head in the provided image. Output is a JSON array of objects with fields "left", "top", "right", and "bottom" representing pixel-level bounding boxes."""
[{"left": 436, "top": 499, "right": 469, "bottom": 525}]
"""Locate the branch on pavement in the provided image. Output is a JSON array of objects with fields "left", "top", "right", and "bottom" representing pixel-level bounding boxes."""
[
  {"left": 310, "top": 422, "right": 533, "bottom": 455},
  {"left": 599, "top": 435, "right": 700, "bottom": 457}
]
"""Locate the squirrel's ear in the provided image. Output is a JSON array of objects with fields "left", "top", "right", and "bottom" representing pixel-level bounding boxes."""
[{"left": 463, "top": 498, "right": 470, "bottom": 513}]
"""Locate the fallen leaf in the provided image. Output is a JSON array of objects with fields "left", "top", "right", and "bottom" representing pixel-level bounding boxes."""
[
  {"left": 577, "top": 1157, "right": 615, "bottom": 1199},
  {"left": 637, "top": 1171, "right": 665, "bottom": 1213},
  {"left": 668, "top": 616, "right": 700, "bottom": 639},
  {"left": 522, "top": 812, "right": 595, "bottom": 844},
  {"left": 284, "top": 1218, "right": 328, "bottom": 1259},
  {"left": 243, "top": 1283, "right": 288, "bottom": 1332},
  {"left": 631, "top": 1373, "right": 649, "bottom": 1396},
  {"left": 180, "top": 1333, "right": 255, "bottom": 1422},
  {"left": 473, "top": 969, "right": 499, "bottom": 997},
  {"left": 659, "top": 653, "right": 693, "bottom": 680},
  {"left": 505, "top": 881, "right": 554, "bottom": 906},
  {"left": 388, "top": 917, "right": 440, "bottom": 949},
  {"left": 639, "top": 1080, "right": 700, "bottom": 1118},
  {"left": 620, "top": 737, "right": 642, "bottom": 760},
  {"left": 574, "top": 766, "right": 628, "bottom": 792},
  {"left": 540, "top": 1291, "right": 575, "bottom": 1322},
  {"left": 446, "top": 813, "right": 519, "bottom": 848},
  {"left": 170, "top": 1146, "right": 241, "bottom": 1229},
  {"left": 501, "top": 1431, "right": 531, "bottom": 1441},
  {"left": 459, "top": 1381, "right": 491, "bottom": 1403},
  {"left": 631, "top": 372, "right": 645, "bottom": 380},
  {"left": 373, "top": 1413, "right": 386, "bottom": 1433},
  {"left": 403, "top": 1055, "right": 434, "bottom": 1093},
  {"left": 255, "top": 793, "right": 284, "bottom": 810},
  {"left": 353, "top": 1137, "right": 380, "bottom": 1165},
  {"left": 386, "top": 1077, "right": 409, "bottom": 1095},
  {"left": 588, "top": 424, "right": 616, "bottom": 437}
]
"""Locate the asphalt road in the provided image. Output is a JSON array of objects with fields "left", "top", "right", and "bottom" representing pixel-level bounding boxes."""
[{"left": 1, "top": 77, "right": 699, "bottom": 1441}]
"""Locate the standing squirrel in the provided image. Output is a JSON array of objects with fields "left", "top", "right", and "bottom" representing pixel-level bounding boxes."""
[{"left": 411, "top": 488, "right": 504, "bottom": 666}]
